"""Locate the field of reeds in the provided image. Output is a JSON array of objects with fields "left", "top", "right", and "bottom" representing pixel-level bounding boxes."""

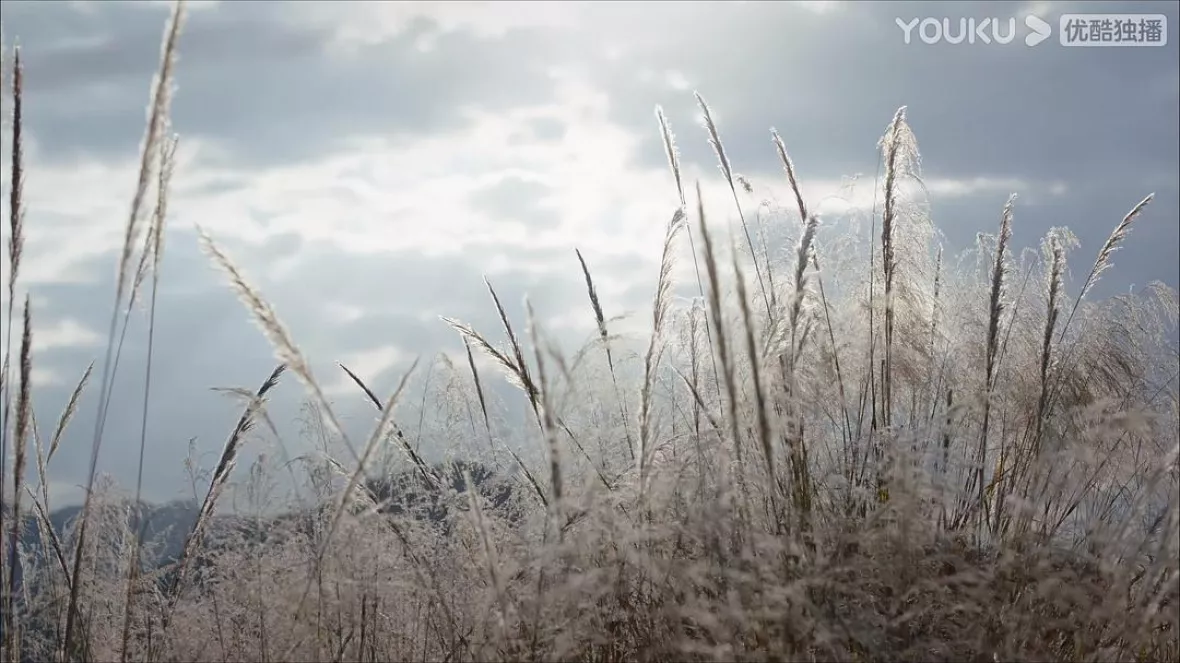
[{"left": 1, "top": 3, "right": 1177, "bottom": 662}]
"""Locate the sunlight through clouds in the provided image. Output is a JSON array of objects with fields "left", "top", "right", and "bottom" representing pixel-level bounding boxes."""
[{"left": 0, "top": 0, "right": 1175, "bottom": 507}]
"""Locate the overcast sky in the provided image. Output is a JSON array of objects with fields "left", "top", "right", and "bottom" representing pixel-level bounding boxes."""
[{"left": 1, "top": 0, "right": 1177, "bottom": 508}]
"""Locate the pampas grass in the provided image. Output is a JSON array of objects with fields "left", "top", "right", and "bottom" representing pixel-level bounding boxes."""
[
  {"left": 639, "top": 209, "right": 686, "bottom": 490},
  {"left": 2, "top": 296, "right": 30, "bottom": 662},
  {"left": 0, "top": 45, "right": 23, "bottom": 663},
  {"left": 164, "top": 364, "right": 287, "bottom": 617},
  {"left": 337, "top": 362, "right": 438, "bottom": 490},
  {"left": 574, "top": 248, "right": 634, "bottom": 461},
  {"left": 976, "top": 194, "right": 1016, "bottom": 535},
  {"left": 63, "top": 2, "right": 185, "bottom": 655},
  {"left": 696, "top": 93, "right": 770, "bottom": 319}
]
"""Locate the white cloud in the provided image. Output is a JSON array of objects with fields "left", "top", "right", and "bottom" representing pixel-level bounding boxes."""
[
  {"left": 127, "top": 0, "right": 223, "bottom": 12},
  {"left": 163, "top": 68, "right": 681, "bottom": 273},
  {"left": 330, "top": 344, "right": 414, "bottom": 395},
  {"left": 925, "top": 176, "right": 1073, "bottom": 201},
  {"left": 33, "top": 317, "right": 104, "bottom": 353},
  {"left": 286, "top": 1, "right": 582, "bottom": 53},
  {"left": 0, "top": 317, "right": 103, "bottom": 363},
  {"left": 796, "top": 1, "right": 843, "bottom": 15},
  {"left": 0, "top": 136, "right": 146, "bottom": 290},
  {"left": 665, "top": 70, "right": 692, "bottom": 92},
  {"left": 925, "top": 176, "right": 1028, "bottom": 198},
  {"left": 30, "top": 365, "right": 67, "bottom": 388}
]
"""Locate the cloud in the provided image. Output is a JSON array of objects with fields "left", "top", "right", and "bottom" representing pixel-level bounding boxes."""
[
  {"left": 0, "top": 0, "right": 1175, "bottom": 507},
  {"left": 2, "top": 0, "right": 564, "bottom": 168},
  {"left": 286, "top": 1, "right": 581, "bottom": 46},
  {"left": 30, "top": 317, "right": 103, "bottom": 354},
  {"left": 329, "top": 344, "right": 413, "bottom": 396}
]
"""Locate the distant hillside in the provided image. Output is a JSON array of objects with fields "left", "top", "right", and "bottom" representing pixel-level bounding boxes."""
[{"left": 9, "top": 459, "right": 519, "bottom": 583}]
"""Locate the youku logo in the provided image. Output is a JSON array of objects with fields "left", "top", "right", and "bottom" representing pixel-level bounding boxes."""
[{"left": 896, "top": 15, "right": 1053, "bottom": 47}]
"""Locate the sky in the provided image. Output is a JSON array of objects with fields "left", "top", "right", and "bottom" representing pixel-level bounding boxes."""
[{"left": 0, "top": 0, "right": 1177, "bottom": 508}]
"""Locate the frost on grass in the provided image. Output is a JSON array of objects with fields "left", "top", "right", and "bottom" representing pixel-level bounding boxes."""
[{"left": 1, "top": 13, "right": 1178, "bottom": 663}]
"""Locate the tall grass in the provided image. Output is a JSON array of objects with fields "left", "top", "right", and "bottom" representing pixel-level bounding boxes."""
[{"left": 2, "top": 3, "right": 1177, "bottom": 661}]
